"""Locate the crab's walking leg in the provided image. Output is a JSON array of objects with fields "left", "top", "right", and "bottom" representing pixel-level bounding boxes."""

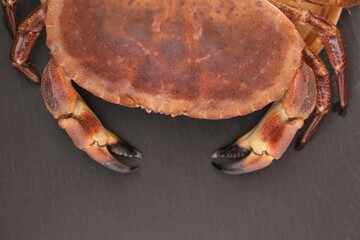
[
  {"left": 212, "top": 62, "right": 317, "bottom": 174},
  {"left": 2, "top": 0, "right": 18, "bottom": 38},
  {"left": 270, "top": 0, "right": 348, "bottom": 115},
  {"left": 302, "top": 0, "right": 360, "bottom": 7},
  {"left": 11, "top": 5, "right": 45, "bottom": 84},
  {"left": 41, "top": 59, "right": 142, "bottom": 173},
  {"left": 296, "top": 47, "right": 331, "bottom": 150}
]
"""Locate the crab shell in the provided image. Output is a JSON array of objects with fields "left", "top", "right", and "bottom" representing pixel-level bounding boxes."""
[{"left": 45, "top": 0, "right": 307, "bottom": 119}]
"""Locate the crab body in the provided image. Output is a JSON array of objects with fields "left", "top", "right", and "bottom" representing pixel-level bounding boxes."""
[
  {"left": 3, "top": 0, "right": 360, "bottom": 174},
  {"left": 47, "top": 0, "right": 303, "bottom": 119}
]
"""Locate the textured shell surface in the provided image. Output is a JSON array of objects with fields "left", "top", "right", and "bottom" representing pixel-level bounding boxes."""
[{"left": 45, "top": 0, "right": 304, "bottom": 119}]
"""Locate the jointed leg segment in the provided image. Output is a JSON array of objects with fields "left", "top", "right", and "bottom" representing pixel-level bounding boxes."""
[
  {"left": 2, "top": 0, "right": 18, "bottom": 38},
  {"left": 11, "top": 5, "right": 45, "bottom": 83},
  {"left": 41, "top": 59, "right": 142, "bottom": 173},
  {"left": 296, "top": 47, "right": 332, "bottom": 149},
  {"left": 270, "top": 0, "right": 349, "bottom": 114}
]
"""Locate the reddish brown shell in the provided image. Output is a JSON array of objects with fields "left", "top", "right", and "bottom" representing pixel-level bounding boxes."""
[{"left": 45, "top": 0, "right": 304, "bottom": 119}]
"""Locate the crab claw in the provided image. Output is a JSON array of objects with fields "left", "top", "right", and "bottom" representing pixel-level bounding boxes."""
[
  {"left": 86, "top": 141, "right": 141, "bottom": 173},
  {"left": 56, "top": 104, "right": 142, "bottom": 173},
  {"left": 41, "top": 58, "right": 143, "bottom": 173},
  {"left": 212, "top": 142, "right": 273, "bottom": 174},
  {"left": 210, "top": 100, "right": 297, "bottom": 175},
  {"left": 212, "top": 152, "right": 274, "bottom": 175},
  {"left": 210, "top": 100, "right": 308, "bottom": 175},
  {"left": 212, "top": 62, "right": 318, "bottom": 175},
  {"left": 211, "top": 100, "right": 306, "bottom": 175}
]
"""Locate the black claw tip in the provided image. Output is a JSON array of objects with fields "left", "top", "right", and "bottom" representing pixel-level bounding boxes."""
[
  {"left": 104, "top": 161, "right": 140, "bottom": 173},
  {"left": 339, "top": 108, "right": 347, "bottom": 117},
  {"left": 212, "top": 144, "right": 250, "bottom": 159},
  {"left": 294, "top": 138, "right": 305, "bottom": 151},
  {"left": 108, "top": 141, "right": 142, "bottom": 158},
  {"left": 294, "top": 144, "right": 304, "bottom": 151},
  {"left": 332, "top": 102, "right": 347, "bottom": 117},
  {"left": 211, "top": 162, "right": 248, "bottom": 175}
]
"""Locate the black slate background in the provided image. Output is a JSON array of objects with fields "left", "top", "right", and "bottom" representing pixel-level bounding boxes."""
[{"left": 1, "top": 2, "right": 359, "bottom": 240}]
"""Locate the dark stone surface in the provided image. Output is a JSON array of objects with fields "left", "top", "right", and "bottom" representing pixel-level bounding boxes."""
[{"left": 1, "top": 2, "right": 359, "bottom": 240}]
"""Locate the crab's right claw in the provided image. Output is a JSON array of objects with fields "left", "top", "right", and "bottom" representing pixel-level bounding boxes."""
[
  {"left": 212, "top": 62, "right": 318, "bottom": 175},
  {"left": 212, "top": 144, "right": 273, "bottom": 175},
  {"left": 211, "top": 100, "right": 300, "bottom": 175},
  {"left": 42, "top": 58, "right": 142, "bottom": 173}
]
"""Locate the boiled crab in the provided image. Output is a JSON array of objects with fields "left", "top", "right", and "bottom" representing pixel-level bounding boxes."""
[{"left": 2, "top": 0, "right": 360, "bottom": 174}]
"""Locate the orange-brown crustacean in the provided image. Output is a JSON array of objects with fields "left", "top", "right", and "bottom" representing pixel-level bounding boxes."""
[{"left": 2, "top": 0, "right": 360, "bottom": 174}]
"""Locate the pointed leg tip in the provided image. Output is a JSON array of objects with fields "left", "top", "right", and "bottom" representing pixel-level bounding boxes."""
[
  {"left": 295, "top": 139, "right": 305, "bottom": 151},
  {"left": 332, "top": 102, "right": 347, "bottom": 117},
  {"left": 338, "top": 108, "right": 347, "bottom": 117},
  {"left": 32, "top": 77, "right": 41, "bottom": 85},
  {"left": 294, "top": 144, "right": 304, "bottom": 151},
  {"left": 12, "top": 62, "right": 41, "bottom": 84},
  {"left": 10, "top": 30, "right": 16, "bottom": 40},
  {"left": 108, "top": 141, "right": 142, "bottom": 159}
]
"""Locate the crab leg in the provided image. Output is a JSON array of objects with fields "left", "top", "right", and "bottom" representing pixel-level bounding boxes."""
[
  {"left": 302, "top": 0, "right": 360, "bottom": 7},
  {"left": 270, "top": 0, "right": 348, "bottom": 115},
  {"left": 2, "top": 0, "right": 18, "bottom": 38},
  {"left": 296, "top": 47, "right": 331, "bottom": 150},
  {"left": 10, "top": 5, "right": 45, "bottom": 84},
  {"left": 41, "top": 58, "right": 142, "bottom": 173},
  {"left": 212, "top": 62, "right": 317, "bottom": 174}
]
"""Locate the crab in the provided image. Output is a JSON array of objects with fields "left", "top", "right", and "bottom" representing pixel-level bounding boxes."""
[{"left": 2, "top": 0, "right": 360, "bottom": 174}]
